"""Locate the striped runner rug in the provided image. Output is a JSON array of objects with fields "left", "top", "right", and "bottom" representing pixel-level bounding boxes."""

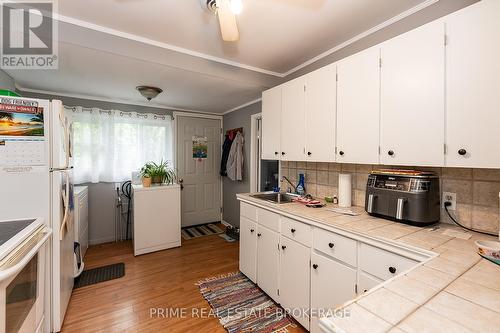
[
  {"left": 181, "top": 223, "right": 225, "bottom": 240},
  {"left": 197, "top": 272, "right": 295, "bottom": 333}
]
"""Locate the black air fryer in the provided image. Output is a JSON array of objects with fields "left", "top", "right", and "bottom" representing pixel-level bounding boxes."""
[{"left": 365, "top": 170, "right": 440, "bottom": 226}]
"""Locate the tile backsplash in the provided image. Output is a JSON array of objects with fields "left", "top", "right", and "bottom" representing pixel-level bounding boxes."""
[{"left": 280, "top": 161, "right": 500, "bottom": 234}]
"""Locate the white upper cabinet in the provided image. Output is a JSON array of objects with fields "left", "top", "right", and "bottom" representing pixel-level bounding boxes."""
[
  {"left": 281, "top": 77, "right": 306, "bottom": 161},
  {"left": 337, "top": 47, "right": 381, "bottom": 164},
  {"left": 305, "top": 64, "right": 337, "bottom": 162},
  {"left": 445, "top": 0, "right": 500, "bottom": 168},
  {"left": 380, "top": 21, "right": 445, "bottom": 167},
  {"left": 261, "top": 86, "right": 282, "bottom": 160}
]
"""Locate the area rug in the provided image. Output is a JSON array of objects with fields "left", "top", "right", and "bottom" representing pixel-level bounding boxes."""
[
  {"left": 181, "top": 223, "right": 224, "bottom": 240},
  {"left": 197, "top": 272, "right": 295, "bottom": 333},
  {"left": 74, "top": 263, "right": 125, "bottom": 289}
]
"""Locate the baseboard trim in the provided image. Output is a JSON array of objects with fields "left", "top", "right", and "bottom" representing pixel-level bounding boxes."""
[{"left": 89, "top": 236, "right": 116, "bottom": 246}]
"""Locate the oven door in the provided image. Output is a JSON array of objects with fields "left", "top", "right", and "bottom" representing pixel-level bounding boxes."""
[{"left": 0, "top": 227, "right": 51, "bottom": 333}]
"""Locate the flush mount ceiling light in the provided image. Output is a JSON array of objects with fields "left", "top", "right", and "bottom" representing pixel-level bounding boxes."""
[
  {"left": 136, "top": 86, "right": 163, "bottom": 101},
  {"left": 202, "top": 0, "right": 242, "bottom": 42}
]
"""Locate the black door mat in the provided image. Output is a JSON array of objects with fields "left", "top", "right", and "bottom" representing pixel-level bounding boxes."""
[{"left": 74, "top": 263, "right": 125, "bottom": 289}]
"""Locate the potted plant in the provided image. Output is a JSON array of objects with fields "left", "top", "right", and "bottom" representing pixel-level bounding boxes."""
[
  {"left": 140, "top": 160, "right": 176, "bottom": 186},
  {"left": 140, "top": 162, "right": 153, "bottom": 187}
]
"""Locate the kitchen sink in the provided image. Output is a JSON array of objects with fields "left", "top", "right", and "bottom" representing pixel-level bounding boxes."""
[{"left": 250, "top": 192, "right": 299, "bottom": 204}]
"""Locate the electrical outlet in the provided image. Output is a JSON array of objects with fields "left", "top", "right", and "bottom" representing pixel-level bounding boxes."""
[{"left": 442, "top": 192, "right": 457, "bottom": 210}]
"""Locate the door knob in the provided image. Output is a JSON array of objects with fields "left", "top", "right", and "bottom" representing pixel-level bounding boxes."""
[
  {"left": 328, "top": 242, "right": 334, "bottom": 248},
  {"left": 274, "top": 151, "right": 279, "bottom": 155},
  {"left": 312, "top": 264, "right": 318, "bottom": 270},
  {"left": 281, "top": 152, "right": 286, "bottom": 156},
  {"left": 257, "top": 233, "right": 262, "bottom": 237},
  {"left": 458, "top": 149, "right": 467, "bottom": 156},
  {"left": 339, "top": 151, "right": 345, "bottom": 156},
  {"left": 281, "top": 245, "right": 286, "bottom": 250},
  {"left": 291, "top": 229, "right": 296, "bottom": 233},
  {"left": 307, "top": 152, "right": 312, "bottom": 156},
  {"left": 389, "top": 266, "right": 397, "bottom": 274},
  {"left": 178, "top": 178, "right": 184, "bottom": 190},
  {"left": 388, "top": 150, "right": 395, "bottom": 156},
  {"left": 250, "top": 229, "right": 254, "bottom": 233}
]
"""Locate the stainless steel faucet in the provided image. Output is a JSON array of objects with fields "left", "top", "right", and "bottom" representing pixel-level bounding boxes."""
[{"left": 281, "top": 176, "right": 297, "bottom": 194}]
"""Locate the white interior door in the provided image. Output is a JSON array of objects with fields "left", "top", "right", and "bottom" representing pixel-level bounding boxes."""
[{"left": 176, "top": 115, "right": 222, "bottom": 227}]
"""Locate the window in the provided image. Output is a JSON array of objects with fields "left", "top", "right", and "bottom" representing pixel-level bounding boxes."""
[{"left": 69, "top": 107, "right": 173, "bottom": 184}]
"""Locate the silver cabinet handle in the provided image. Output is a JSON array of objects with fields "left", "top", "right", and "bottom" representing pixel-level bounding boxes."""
[
  {"left": 367, "top": 194, "right": 376, "bottom": 213},
  {"left": 396, "top": 198, "right": 407, "bottom": 220}
]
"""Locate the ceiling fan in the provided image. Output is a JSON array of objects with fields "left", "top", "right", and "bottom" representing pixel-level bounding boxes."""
[{"left": 202, "top": 0, "right": 243, "bottom": 42}]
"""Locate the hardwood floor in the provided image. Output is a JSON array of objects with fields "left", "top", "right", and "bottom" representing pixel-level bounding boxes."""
[{"left": 62, "top": 233, "right": 307, "bottom": 333}]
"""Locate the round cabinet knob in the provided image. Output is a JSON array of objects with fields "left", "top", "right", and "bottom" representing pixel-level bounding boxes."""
[
  {"left": 281, "top": 245, "right": 286, "bottom": 250},
  {"left": 328, "top": 243, "right": 334, "bottom": 248},
  {"left": 312, "top": 264, "right": 318, "bottom": 270},
  {"left": 274, "top": 151, "right": 279, "bottom": 155},
  {"left": 458, "top": 149, "right": 467, "bottom": 156},
  {"left": 257, "top": 233, "right": 262, "bottom": 237},
  {"left": 307, "top": 152, "right": 312, "bottom": 156},
  {"left": 250, "top": 229, "right": 254, "bottom": 233},
  {"left": 389, "top": 266, "right": 397, "bottom": 274},
  {"left": 281, "top": 152, "right": 286, "bottom": 156},
  {"left": 388, "top": 150, "right": 395, "bottom": 156},
  {"left": 339, "top": 151, "right": 345, "bottom": 156},
  {"left": 291, "top": 229, "right": 296, "bottom": 233}
]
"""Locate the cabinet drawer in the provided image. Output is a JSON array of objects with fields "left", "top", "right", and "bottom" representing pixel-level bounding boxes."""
[
  {"left": 281, "top": 217, "right": 312, "bottom": 247},
  {"left": 360, "top": 243, "right": 418, "bottom": 281},
  {"left": 241, "top": 202, "right": 258, "bottom": 222},
  {"left": 313, "top": 228, "right": 357, "bottom": 267},
  {"left": 257, "top": 208, "right": 280, "bottom": 232}
]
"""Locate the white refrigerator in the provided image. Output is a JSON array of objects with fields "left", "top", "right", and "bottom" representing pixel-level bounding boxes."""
[{"left": 0, "top": 96, "right": 75, "bottom": 332}]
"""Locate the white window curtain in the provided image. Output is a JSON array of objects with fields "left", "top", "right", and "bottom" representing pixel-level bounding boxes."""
[{"left": 68, "top": 106, "right": 173, "bottom": 184}]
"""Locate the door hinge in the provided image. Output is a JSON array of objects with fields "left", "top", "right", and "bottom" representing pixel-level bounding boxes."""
[
  {"left": 336, "top": 73, "right": 338, "bottom": 82},
  {"left": 277, "top": 289, "right": 280, "bottom": 296},
  {"left": 444, "top": 34, "right": 448, "bottom": 46},
  {"left": 379, "top": 58, "right": 382, "bottom": 68},
  {"left": 444, "top": 143, "right": 447, "bottom": 154},
  {"left": 304, "top": 85, "right": 306, "bottom": 92},
  {"left": 378, "top": 146, "right": 381, "bottom": 155},
  {"left": 355, "top": 284, "right": 358, "bottom": 294}
]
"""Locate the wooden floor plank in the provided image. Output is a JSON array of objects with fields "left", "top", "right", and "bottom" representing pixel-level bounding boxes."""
[{"left": 62, "top": 233, "right": 307, "bottom": 332}]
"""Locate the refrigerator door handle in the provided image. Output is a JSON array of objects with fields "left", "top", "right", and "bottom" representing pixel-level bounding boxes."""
[{"left": 59, "top": 171, "right": 70, "bottom": 240}]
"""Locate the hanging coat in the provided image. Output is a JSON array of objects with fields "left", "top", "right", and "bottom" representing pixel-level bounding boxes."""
[
  {"left": 226, "top": 132, "right": 244, "bottom": 181},
  {"left": 220, "top": 134, "right": 233, "bottom": 176}
]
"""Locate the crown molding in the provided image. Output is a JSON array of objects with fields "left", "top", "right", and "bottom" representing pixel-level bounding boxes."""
[
  {"left": 223, "top": 98, "right": 262, "bottom": 115},
  {"left": 55, "top": 0, "right": 439, "bottom": 79},
  {"left": 282, "top": 0, "right": 440, "bottom": 76},
  {"left": 15, "top": 84, "right": 221, "bottom": 115}
]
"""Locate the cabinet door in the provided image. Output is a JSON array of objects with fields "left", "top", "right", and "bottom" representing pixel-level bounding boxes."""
[
  {"left": 280, "top": 236, "right": 310, "bottom": 330},
  {"left": 305, "top": 64, "right": 336, "bottom": 162},
  {"left": 281, "top": 77, "right": 306, "bottom": 161},
  {"left": 358, "top": 271, "right": 382, "bottom": 295},
  {"left": 262, "top": 86, "right": 282, "bottom": 160},
  {"left": 380, "top": 21, "right": 445, "bottom": 166},
  {"left": 446, "top": 0, "right": 500, "bottom": 168},
  {"left": 239, "top": 217, "right": 257, "bottom": 283},
  {"left": 257, "top": 225, "right": 280, "bottom": 302},
  {"left": 310, "top": 253, "right": 356, "bottom": 332},
  {"left": 337, "top": 47, "right": 380, "bottom": 164}
]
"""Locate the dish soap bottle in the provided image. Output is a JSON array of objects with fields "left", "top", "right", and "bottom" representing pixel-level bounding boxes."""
[{"left": 296, "top": 173, "right": 306, "bottom": 196}]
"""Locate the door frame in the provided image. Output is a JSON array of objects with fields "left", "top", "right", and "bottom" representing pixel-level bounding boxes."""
[
  {"left": 250, "top": 113, "right": 262, "bottom": 193},
  {"left": 172, "top": 111, "right": 224, "bottom": 222}
]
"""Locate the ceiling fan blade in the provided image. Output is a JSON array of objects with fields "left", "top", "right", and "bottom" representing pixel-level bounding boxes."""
[{"left": 216, "top": 0, "right": 239, "bottom": 42}]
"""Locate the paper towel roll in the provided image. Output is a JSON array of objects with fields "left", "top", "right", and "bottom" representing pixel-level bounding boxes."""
[{"left": 338, "top": 173, "right": 352, "bottom": 208}]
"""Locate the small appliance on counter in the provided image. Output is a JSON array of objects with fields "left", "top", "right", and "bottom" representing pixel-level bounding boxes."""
[{"left": 365, "top": 169, "right": 440, "bottom": 226}]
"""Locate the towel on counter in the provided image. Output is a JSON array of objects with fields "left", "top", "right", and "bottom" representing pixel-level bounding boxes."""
[{"left": 226, "top": 132, "right": 244, "bottom": 181}]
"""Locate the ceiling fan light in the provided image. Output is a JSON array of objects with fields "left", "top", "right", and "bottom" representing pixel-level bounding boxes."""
[
  {"left": 216, "top": 0, "right": 240, "bottom": 42},
  {"left": 230, "top": 0, "right": 243, "bottom": 15},
  {"left": 136, "top": 86, "right": 163, "bottom": 101}
]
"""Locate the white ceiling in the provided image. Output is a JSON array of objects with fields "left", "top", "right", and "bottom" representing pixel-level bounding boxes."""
[{"left": 6, "top": 0, "right": 432, "bottom": 114}]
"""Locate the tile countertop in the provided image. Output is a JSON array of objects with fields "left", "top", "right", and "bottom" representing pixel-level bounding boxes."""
[{"left": 236, "top": 193, "right": 500, "bottom": 333}]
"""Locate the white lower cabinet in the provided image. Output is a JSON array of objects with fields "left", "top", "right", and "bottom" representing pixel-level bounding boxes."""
[
  {"left": 358, "top": 271, "right": 383, "bottom": 294},
  {"left": 257, "top": 224, "right": 280, "bottom": 302},
  {"left": 310, "top": 252, "right": 357, "bottom": 333},
  {"left": 279, "top": 236, "right": 311, "bottom": 330},
  {"left": 239, "top": 217, "right": 257, "bottom": 283}
]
